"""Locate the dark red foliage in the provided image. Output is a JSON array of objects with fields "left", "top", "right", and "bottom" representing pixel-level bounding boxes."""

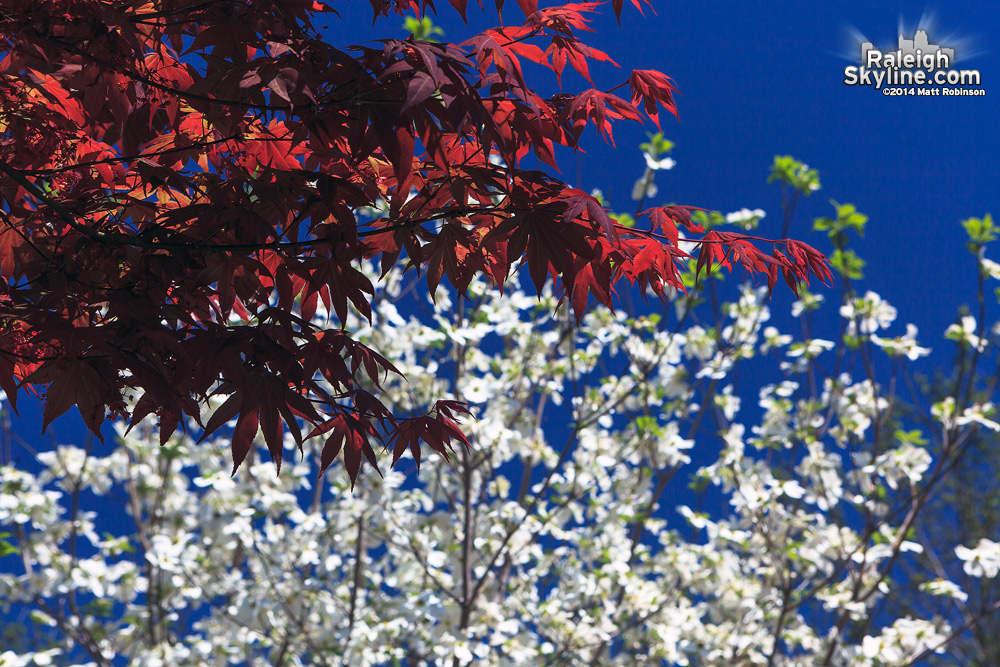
[{"left": 0, "top": 0, "right": 830, "bottom": 484}]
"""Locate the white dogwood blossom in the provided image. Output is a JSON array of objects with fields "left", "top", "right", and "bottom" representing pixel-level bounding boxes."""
[
  {"left": 956, "top": 539, "right": 1000, "bottom": 578},
  {"left": 725, "top": 208, "right": 765, "bottom": 230},
  {"left": 945, "top": 315, "right": 987, "bottom": 351},
  {"left": 839, "top": 291, "right": 898, "bottom": 335},
  {"left": 643, "top": 152, "right": 676, "bottom": 171},
  {"left": 1, "top": 247, "right": 999, "bottom": 667},
  {"left": 871, "top": 323, "right": 931, "bottom": 360}
]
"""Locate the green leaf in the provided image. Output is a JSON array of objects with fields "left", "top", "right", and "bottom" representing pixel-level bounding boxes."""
[
  {"left": 813, "top": 200, "right": 866, "bottom": 249},
  {"left": 403, "top": 15, "right": 444, "bottom": 42},
  {"left": 962, "top": 213, "right": 996, "bottom": 250},
  {"left": 768, "top": 155, "right": 821, "bottom": 196},
  {"left": 613, "top": 212, "right": 636, "bottom": 228},
  {"left": 0, "top": 532, "right": 17, "bottom": 557},
  {"left": 830, "top": 248, "right": 865, "bottom": 280},
  {"left": 894, "top": 429, "right": 929, "bottom": 447},
  {"left": 690, "top": 209, "right": 725, "bottom": 231},
  {"left": 639, "top": 132, "right": 674, "bottom": 157}
]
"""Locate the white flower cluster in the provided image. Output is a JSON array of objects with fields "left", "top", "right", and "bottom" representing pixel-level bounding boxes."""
[
  {"left": 840, "top": 290, "right": 897, "bottom": 335},
  {"left": 0, "top": 256, "right": 997, "bottom": 666}
]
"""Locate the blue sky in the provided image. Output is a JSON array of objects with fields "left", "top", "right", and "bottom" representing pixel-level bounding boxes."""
[
  {"left": 631, "top": 0, "right": 999, "bottom": 336},
  {"left": 317, "top": 0, "right": 1000, "bottom": 343}
]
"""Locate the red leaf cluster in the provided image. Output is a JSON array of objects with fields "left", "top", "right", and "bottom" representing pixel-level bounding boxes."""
[{"left": 0, "top": 0, "right": 829, "bottom": 484}]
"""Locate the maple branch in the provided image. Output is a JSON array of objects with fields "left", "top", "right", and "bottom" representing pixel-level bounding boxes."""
[
  {"left": 603, "top": 79, "right": 629, "bottom": 95},
  {"left": 18, "top": 132, "right": 244, "bottom": 176},
  {"left": 0, "top": 159, "right": 116, "bottom": 245},
  {"left": 616, "top": 221, "right": 785, "bottom": 247},
  {"left": 0, "top": 207, "right": 48, "bottom": 263},
  {"left": 123, "top": 0, "right": 221, "bottom": 22},
  {"left": 28, "top": 36, "right": 330, "bottom": 114}
]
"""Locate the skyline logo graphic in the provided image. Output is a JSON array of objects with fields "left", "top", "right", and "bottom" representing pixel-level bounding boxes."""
[
  {"left": 843, "top": 27, "right": 983, "bottom": 95},
  {"left": 860, "top": 30, "right": 954, "bottom": 71}
]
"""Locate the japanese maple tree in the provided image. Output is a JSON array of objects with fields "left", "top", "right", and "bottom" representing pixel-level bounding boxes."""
[{"left": 0, "top": 0, "right": 830, "bottom": 482}]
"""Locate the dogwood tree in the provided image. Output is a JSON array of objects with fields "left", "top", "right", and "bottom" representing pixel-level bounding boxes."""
[{"left": 0, "top": 151, "right": 997, "bottom": 665}]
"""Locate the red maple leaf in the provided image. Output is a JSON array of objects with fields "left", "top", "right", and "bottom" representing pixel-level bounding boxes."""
[{"left": 0, "top": 0, "right": 827, "bottom": 484}]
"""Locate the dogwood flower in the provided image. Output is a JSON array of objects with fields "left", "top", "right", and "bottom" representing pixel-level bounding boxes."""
[{"left": 956, "top": 539, "right": 1000, "bottom": 578}]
